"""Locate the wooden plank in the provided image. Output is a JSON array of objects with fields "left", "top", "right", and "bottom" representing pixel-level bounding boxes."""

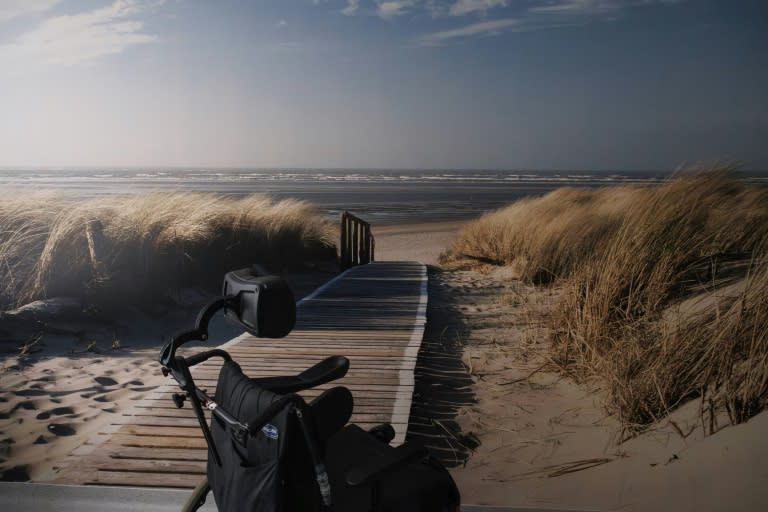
[
  {"left": 83, "top": 454, "right": 208, "bottom": 475},
  {"left": 112, "top": 425, "right": 205, "bottom": 438},
  {"left": 85, "top": 471, "right": 204, "bottom": 489},
  {"left": 106, "top": 434, "right": 209, "bottom": 449},
  {"left": 106, "top": 446, "right": 209, "bottom": 461}
]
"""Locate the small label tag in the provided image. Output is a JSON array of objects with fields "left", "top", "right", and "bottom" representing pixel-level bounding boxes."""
[{"left": 261, "top": 423, "right": 279, "bottom": 440}]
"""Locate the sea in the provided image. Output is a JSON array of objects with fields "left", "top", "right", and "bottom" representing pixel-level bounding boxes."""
[{"left": 1, "top": 168, "right": 765, "bottom": 225}]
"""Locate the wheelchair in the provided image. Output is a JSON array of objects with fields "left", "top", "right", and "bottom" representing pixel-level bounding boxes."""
[{"left": 158, "top": 266, "right": 461, "bottom": 511}]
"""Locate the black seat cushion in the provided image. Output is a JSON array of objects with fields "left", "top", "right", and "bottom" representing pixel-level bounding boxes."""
[{"left": 309, "top": 386, "right": 354, "bottom": 442}]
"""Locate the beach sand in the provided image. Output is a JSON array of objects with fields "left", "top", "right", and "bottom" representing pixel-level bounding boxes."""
[
  {"left": 372, "top": 220, "right": 467, "bottom": 265},
  {"left": 2, "top": 218, "right": 767, "bottom": 511},
  {"left": 426, "top": 266, "right": 768, "bottom": 511}
]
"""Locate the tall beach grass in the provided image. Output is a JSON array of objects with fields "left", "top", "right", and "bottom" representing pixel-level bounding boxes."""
[
  {"left": 442, "top": 170, "right": 768, "bottom": 432},
  {"left": 0, "top": 192, "right": 336, "bottom": 311}
]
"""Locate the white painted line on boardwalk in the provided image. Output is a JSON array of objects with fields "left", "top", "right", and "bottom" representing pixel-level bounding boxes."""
[
  {"left": 296, "top": 266, "right": 356, "bottom": 305},
  {"left": 392, "top": 262, "right": 428, "bottom": 446}
]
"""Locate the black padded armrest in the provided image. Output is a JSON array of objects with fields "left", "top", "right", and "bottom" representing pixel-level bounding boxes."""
[
  {"left": 250, "top": 355, "right": 349, "bottom": 393},
  {"left": 345, "top": 443, "right": 428, "bottom": 487}
]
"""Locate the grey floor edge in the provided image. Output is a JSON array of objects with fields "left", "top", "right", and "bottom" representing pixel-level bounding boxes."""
[{"left": 0, "top": 482, "right": 593, "bottom": 512}]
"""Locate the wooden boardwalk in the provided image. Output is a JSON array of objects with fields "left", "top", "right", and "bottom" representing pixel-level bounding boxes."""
[{"left": 54, "top": 261, "right": 427, "bottom": 488}]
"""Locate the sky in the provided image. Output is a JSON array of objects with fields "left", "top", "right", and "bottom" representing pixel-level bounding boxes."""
[{"left": 0, "top": 0, "right": 766, "bottom": 170}]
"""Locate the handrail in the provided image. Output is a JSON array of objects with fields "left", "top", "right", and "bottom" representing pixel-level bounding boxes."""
[{"left": 340, "top": 211, "right": 375, "bottom": 271}]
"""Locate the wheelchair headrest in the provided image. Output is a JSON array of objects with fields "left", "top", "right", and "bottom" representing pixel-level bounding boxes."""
[{"left": 222, "top": 266, "right": 296, "bottom": 338}]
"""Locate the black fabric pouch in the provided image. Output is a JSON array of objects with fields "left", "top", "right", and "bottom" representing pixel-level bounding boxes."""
[{"left": 207, "top": 360, "right": 291, "bottom": 512}]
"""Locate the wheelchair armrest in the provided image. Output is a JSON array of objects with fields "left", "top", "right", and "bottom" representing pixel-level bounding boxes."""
[
  {"left": 345, "top": 443, "right": 428, "bottom": 487},
  {"left": 250, "top": 356, "right": 349, "bottom": 393}
]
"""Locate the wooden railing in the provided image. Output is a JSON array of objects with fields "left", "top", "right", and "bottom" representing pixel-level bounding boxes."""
[{"left": 340, "top": 211, "right": 375, "bottom": 271}]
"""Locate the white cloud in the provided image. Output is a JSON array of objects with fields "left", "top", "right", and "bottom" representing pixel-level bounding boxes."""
[
  {"left": 377, "top": 1, "right": 415, "bottom": 20},
  {"left": 449, "top": 0, "right": 508, "bottom": 17},
  {"left": 341, "top": 0, "right": 360, "bottom": 16},
  {"left": 529, "top": 0, "right": 663, "bottom": 15},
  {"left": 0, "top": 0, "right": 158, "bottom": 71},
  {"left": 0, "top": 0, "right": 61, "bottom": 22},
  {"left": 418, "top": 0, "right": 682, "bottom": 43},
  {"left": 421, "top": 17, "right": 519, "bottom": 44},
  {"left": 425, "top": 1, "right": 448, "bottom": 17}
]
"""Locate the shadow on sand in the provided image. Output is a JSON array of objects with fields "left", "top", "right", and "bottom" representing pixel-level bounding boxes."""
[{"left": 406, "top": 266, "right": 478, "bottom": 467}]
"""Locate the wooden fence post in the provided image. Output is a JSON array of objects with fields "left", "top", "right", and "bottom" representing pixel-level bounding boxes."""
[
  {"left": 339, "top": 211, "right": 375, "bottom": 271},
  {"left": 362, "top": 224, "right": 371, "bottom": 264},
  {"left": 340, "top": 212, "right": 349, "bottom": 270},
  {"left": 352, "top": 220, "right": 359, "bottom": 267}
]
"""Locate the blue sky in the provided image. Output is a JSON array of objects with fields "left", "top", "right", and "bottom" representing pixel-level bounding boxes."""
[{"left": 0, "top": 0, "right": 766, "bottom": 170}]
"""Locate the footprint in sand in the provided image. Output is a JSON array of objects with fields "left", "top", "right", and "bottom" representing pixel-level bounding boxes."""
[
  {"left": 0, "top": 437, "right": 15, "bottom": 457},
  {"left": 0, "top": 465, "right": 30, "bottom": 482},
  {"left": 129, "top": 386, "right": 157, "bottom": 392},
  {"left": 35, "top": 406, "right": 75, "bottom": 420},
  {"left": 79, "top": 388, "right": 105, "bottom": 399},
  {"left": 11, "top": 401, "right": 37, "bottom": 413},
  {"left": 11, "top": 389, "right": 47, "bottom": 397},
  {"left": 47, "top": 424, "right": 76, "bottom": 437},
  {"left": 94, "top": 376, "right": 118, "bottom": 386}
]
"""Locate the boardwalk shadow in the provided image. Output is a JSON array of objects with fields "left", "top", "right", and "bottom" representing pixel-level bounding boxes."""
[{"left": 406, "top": 266, "right": 477, "bottom": 467}]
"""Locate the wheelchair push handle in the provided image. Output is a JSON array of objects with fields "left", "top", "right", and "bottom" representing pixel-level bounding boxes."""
[{"left": 184, "top": 349, "right": 232, "bottom": 368}]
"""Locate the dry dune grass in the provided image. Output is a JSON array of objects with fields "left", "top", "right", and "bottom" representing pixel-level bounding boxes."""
[
  {"left": 442, "top": 170, "right": 768, "bottom": 432},
  {"left": 445, "top": 185, "right": 637, "bottom": 283},
  {"left": 0, "top": 191, "right": 336, "bottom": 310}
]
